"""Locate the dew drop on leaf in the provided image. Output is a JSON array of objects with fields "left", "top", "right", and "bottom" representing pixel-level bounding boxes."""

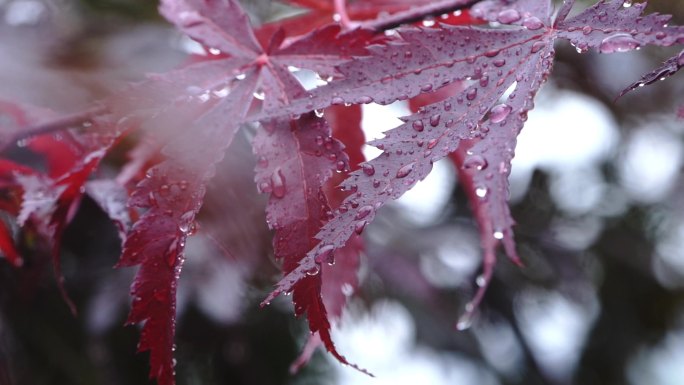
[
  {"left": 354, "top": 220, "right": 367, "bottom": 235},
  {"left": 354, "top": 205, "right": 373, "bottom": 220},
  {"left": 362, "top": 163, "right": 375, "bottom": 176},
  {"left": 522, "top": 16, "right": 543, "bottom": 30},
  {"left": 258, "top": 181, "right": 272, "bottom": 193},
  {"left": 599, "top": 33, "right": 640, "bottom": 53},
  {"left": 466, "top": 88, "right": 478, "bottom": 101},
  {"left": 412, "top": 120, "right": 425, "bottom": 132},
  {"left": 314, "top": 244, "right": 335, "bottom": 264},
  {"left": 497, "top": 9, "right": 521, "bottom": 24},
  {"left": 531, "top": 41, "right": 545, "bottom": 53},
  {"left": 489, "top": 103, "right": 512, "bottom": 123},
  {"left": 396, "top": 162, "right": 415, "bottom": 178},
  {"left": 427, "top": 138, "right": 439, "bottom": 150},
  {"left": 429, "top": 114, "right": 441, "bottom": 127},
  {"left": 270, "top": 168, "right": 286, "bottom": 198},
  {"left": 476, "top": 275, "right": 487, "bottom": 287},
  {"left": 456, "top": 316, "right": 472, "bottom": 331},
  {"left": 341, "top": 283, "right": 354, "bottom": 296},
  {"left": 475, "top": 186, "right": 488, "bottom": 198},
  {"left": 493, "top": 230, "right": 504, "bottom": 240},
  {"left": 463, "top": 154, "right": 488, "bottom": 171},
  {"left": 306, "top": 265, "right": 320, "bottom": 276}
]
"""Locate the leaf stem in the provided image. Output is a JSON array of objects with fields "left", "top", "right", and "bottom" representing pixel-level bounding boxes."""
[{"left": 360, "top": 0, "right": 482, "bottom": 31}]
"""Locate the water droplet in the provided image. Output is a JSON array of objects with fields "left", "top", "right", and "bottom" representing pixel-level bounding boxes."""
[
  {"left": 427, "top": 138, "right": 442, "bottom": 150},
  {"left": 623, "top": 0, "right": 632, "bottom": 7},
  {"left": 484, "top": 49, "right": 500, "bottom": 58},
  {"left": 530, "top": 41, "right": 547, "bottom": 55},
  {"left": 493, "top": 59, "right": 506, "bottom": 67},
  {"left": 677, "top": 51, "right": 684, "bottom": 66},
  {"left": 466, "top": 88, "right": 478, "bottom": 101},
  {"left": 475, "top": 186, "right": 487, "bottom": 198},
  {"left": 358, "top": 96, "right": 374, "bottom": 104},
  {"left": 465, "top": 55, "right": 476, "bottom": 64},
  {"left": 258, "top": 181, "right": 272, "bottom": 193},
  {"left": 314, "top": 109, "right": 324, "bottom": 118},
  {"left": 493, "top": 230, "right": 504, "bottom": 240},
  {"left": 336, "top": 161, "right": 347, "bottom": 171},
  {"left": 235, "top": 73, "right": 246, "bottom": 80},
  {"left": 148, "top": 192, "right": 158, "bottom": 207},
  {"left": 489, "top": 103, "right": 512, "bottom": 123},
  {"left": 253, "top": 90, "right": 265, "bottom": 100},
  {"left": 271, "top": 168, "right": 286, "bottom": 198},
  {"left": 341, "top": 283, "right": 354, "bottom": 296},
  {"left": 306, "top": 265, "right": 320, "bottom": 276},
  {"left": 582, "top": 26, "right": 592, "bottom": 35},
  {"left": 497, "top": 9, "right": 521, "bottom": 24},
  {"left": 429, "top": 114, "right": 441, "bottom": 127},
  {"left": 331, "top": 97, "right": 344, "bottom": 105},
  {"left": 355, "top": 205, "right": 373, "bottom": 220},
  {"left": 159, "top": 184, "right": 170, "bottom": 196},
  {"left": 599, "top": 33, "right": 640, "bottom": 53},
  {"left": 463, "top": 154, "right": 488, "bottom": 171},
  {"left": 314, "top": 245, "right": 335, "bottom": 264},
  {"left": 522, "top": 16, "right": 543, "bottom": 30},
  {"left": 476, "top": 275, "right": 487, "bottom": 287},
  {"left": 396, "top": 162, "right": 415, "bottom": 178},
  {"left": 456, "top": 317, "right": 472, "bottom": 331},
  {"left": 362, "top": 163, "right": 375, "bottom": 176},
  {"left": 412, "top": 120, "right": 424, "bottom": 132},
  {"left": 354, "top": 220, "right": 367, "bottom": 235},
  {"left": 479, "top": 76, "right": 489, "bottom": 87}
]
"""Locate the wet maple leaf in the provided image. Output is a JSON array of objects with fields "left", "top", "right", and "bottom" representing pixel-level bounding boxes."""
[
  {"left": 260, "top": 0, "right": 684, "bottom": 327},
  {"left": 4, "top": 1, "right": 684, "bottom": 385}
]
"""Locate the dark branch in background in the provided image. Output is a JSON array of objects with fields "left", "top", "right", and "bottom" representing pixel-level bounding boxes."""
[
  {"left": 361, "top": 0, "right": 482, "bottom": 31},
  {"left": 2, "top": 105, "right": 108, "bottom": 152}
]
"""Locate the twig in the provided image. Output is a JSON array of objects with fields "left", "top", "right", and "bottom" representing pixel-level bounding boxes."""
[
  {"left": 360, "top": 0, "right": 482, "bottom": 32},
  {"left": 333, "top": 0, "right": 354, "bottom": 29},
  {"left": 2, "top": 105, "right": 108, "bottom": 151}
]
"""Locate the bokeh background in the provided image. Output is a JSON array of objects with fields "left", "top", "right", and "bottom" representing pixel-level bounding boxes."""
[{"left": 1, "top": 0, "right": 684, "bottom": 384}]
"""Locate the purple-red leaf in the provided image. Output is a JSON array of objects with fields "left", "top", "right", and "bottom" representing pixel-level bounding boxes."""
[
  {"left": 557, "top": 0, "right": 684, "bottom": 54},
  {"left": 117, "top": 69, "right": 257, "bottom": 385},
  {"left": 619, "top": 49, "right": 684, "bottom": 98},
  {"left": 262, "top": 21, "right": 556, "bottom": 307},
  {"left": 262, "top": 0, "right": 684, "bottom": 318},
  {"left": 253, "top": 112, "right": 368, "bottom": 374},
  {"left": 159, "top": 0, "right": 262, "bottom": 58}
]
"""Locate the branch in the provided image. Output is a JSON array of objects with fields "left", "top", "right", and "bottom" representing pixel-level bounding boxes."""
[
  {"left": 334, "top": 0, "right": 354, "bottom": 29},
  {"left": 360, "top": 0, "right": 482, "bottom": 31},
  {"left": 2, "top": 105, "right": 108, "bottom": 152}
]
